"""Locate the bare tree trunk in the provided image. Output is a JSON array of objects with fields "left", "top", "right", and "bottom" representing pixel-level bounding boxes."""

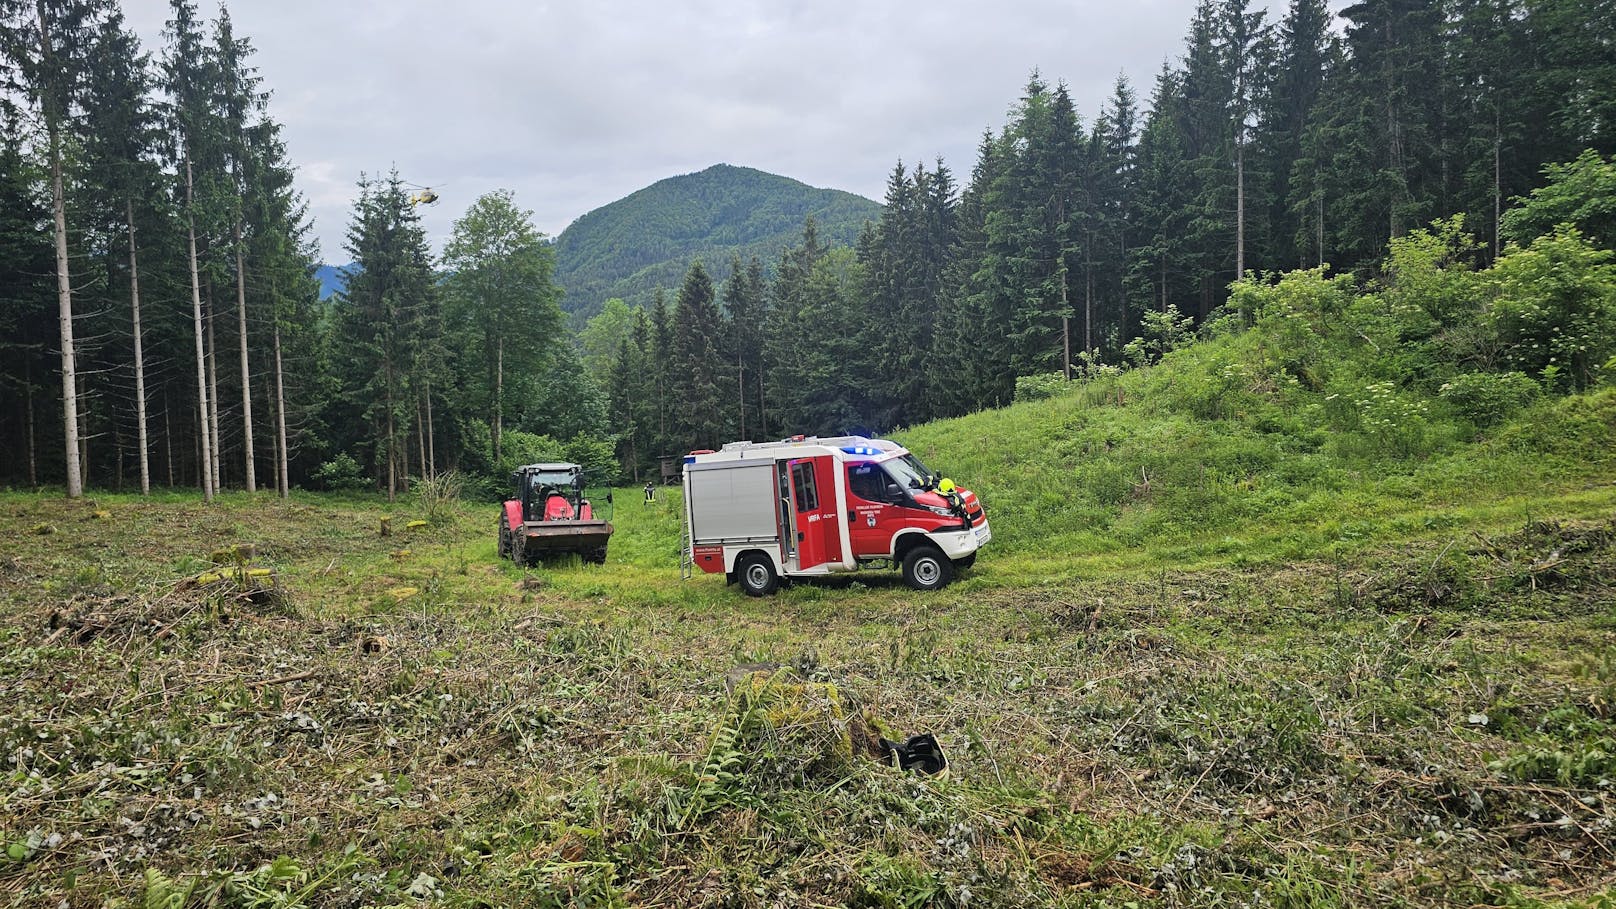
[
  {"left": 1316, "top": 171, "right": 1325, "bottom": 267},
  {"left": 493, "top": 338, "right": 503, "bottom": 465},
  {"left": 235, "top": 224, "right": 256, "bottom": 492},
  {"left": 25, "top": 355, "right": 37, "bottom": 488},
  {"left": 206, "top": 293, "right": 221, "bottom": 491},
  {"left": 185, "top": 158, "right": 215, "bottom": 502},
  {"left": 420, "top": 397, "right": 433, "bottom": 478},
  {"left": 1492, "top": 113, "right": 1502, "bottom": 260},
  {"left": 385, "top": 360, "right": 397, "bottom": 502},
  {"left": 758, "top": 369, "right": 766, "bottom": 440},
  {"left": 1159, "top": 254, "right": 1167, "bottom": 313},
  {"left": 424, "top": 378, "right": 435, "bottom": 479},
  {"left": 78, "top": 365, "right": 88, "bottom": 491},
  {"left": 274, "top": 321, "right": 289, "bottom": 498},
  {"left": 386, "top": 407, "right": 396, "bottom": 502},
  {"left": 164, "top": 398, "right": 173, "bottom": 488},
  {"left": 127, "top": 201, "right": 150, "bottom": 495},
  {"left": 41, "top": 3, "right": 81, "bottom": 498},
  {"left": 1085, "top": 265, "right": 1094, "bottom": 355},
  {"left": 1235, "top": 138, "right": 1246, "bottom": 279}
]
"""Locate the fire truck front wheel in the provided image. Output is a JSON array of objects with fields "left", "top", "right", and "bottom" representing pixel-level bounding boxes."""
[
  {"left": 903, "top": 545, "right": 954, "bottom": 591},
  {"left": 736, "top": 553, "right": 780, "bottom": 597}
]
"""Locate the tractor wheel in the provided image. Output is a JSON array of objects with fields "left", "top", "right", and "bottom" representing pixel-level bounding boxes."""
[
  {"left": 498, "top": 516, "right": 511, "bottom": 559},
  {"left": 512, "top": 531, "right": 529, "bottom": 567},
  {"left": 902, "top": 545, "right": 953, "bottom": 591},
  {"left": 737, "top": 553, "right": 779, "bottom": 597}
]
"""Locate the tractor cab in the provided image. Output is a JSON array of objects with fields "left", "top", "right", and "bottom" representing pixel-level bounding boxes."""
[
  {"left": 499, "top": 462, "right": 615, "bottom": 565},
  {"left": 516, "top": 463, "right": 592, "bottom": 523}
]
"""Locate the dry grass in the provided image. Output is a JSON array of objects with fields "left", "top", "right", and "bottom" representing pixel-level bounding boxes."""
[{"left": 1, "top": 493, "right": 1613, "bottom": 907}]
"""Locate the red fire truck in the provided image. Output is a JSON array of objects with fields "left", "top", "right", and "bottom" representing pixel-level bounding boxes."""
[{"left": 682, "top": 436, "right": 990, "bottom": 595}]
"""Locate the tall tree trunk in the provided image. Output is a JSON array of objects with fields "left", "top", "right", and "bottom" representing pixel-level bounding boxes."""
[
  {"left": 424, "top": 378, "right": 435, "bottom": 480},
  {"left": 493, "top": 338, "right": 503, "bottom": 465},
  {"left": 1235, "top": 138, "right": 1246, "bottom": 278},
  {"left": 25, "top": 355, "right": 37, "bottom": 488},
  {"left": 185, "top": 158, "right": 215, "bottom": 501},
  {"left": 234, "top": 224, "right": 256, "bottom": 492},
  {"left": 41, "top": 3, "right": 81, "bottom": 498},
  {"left": 164, "top": 396, "right": 173, "bottom": 488},
  {"left": 1492, "top": 113, "right": 1502, "bottom": 260},
  {"left": 420, "top": 397, "right": 433, "bottom": 481},
  {"left": 1159, "top": 254, "right": 1167, "bottom": 313},
  {"left": 274, "top": 321, "right": 289, "bottom": 498},
  {"left": 127, "top": 201, "right": 150, "bottom": 495},
  {"left": 206, "top": 293, "right": 221, "bottom": 491},
  {"left": 385, "top": 360, "right": 397, "bottom": 502}
]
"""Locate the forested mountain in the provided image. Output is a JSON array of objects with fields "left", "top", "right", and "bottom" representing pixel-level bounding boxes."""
[
  {"left": 314, "top": 263, "right": 352, "bottom": 299},
  {"left": 551, "top": 164, "right": 881, "bottom": 322}
]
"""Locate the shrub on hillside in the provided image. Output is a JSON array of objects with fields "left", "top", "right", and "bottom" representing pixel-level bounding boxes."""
[
  {"left": 1014, "top": 372, "right": 1066, "bottom": 402},
  {"left": 308, "top": 453, "right": 367, "bottom": 491},
  {"left": 1487, "top": 226, "right": 1616, "bottom": 390},
  {"left": 1438, "top": 372, "right": 1541, "bottom": 427},
  {"left": 1122, "top": 305, "right": 1194, "bottom": 366}
]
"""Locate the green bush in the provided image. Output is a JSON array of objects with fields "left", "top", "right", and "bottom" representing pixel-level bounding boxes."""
[
  {"left": 1488, "top": 227, "right": 1616, "bottom": 390},
  {"left": 1438, "top": 372, "right": 1541, "bottom": 427},
  {"left": 308, "top": 453, "right": 367, "bottom": 491},
  {"left": 1014, "top": 372, "right": 1066, "bottom": 402}
]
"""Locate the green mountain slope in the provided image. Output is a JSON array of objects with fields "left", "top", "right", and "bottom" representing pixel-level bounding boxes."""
[{"left": 552, "top": 163, "right": 882, "bottom": 321}]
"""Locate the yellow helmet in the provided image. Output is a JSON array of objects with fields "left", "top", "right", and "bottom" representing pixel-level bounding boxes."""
[{"left": 938, "top": 478, "right": 956, "bottom": 494}]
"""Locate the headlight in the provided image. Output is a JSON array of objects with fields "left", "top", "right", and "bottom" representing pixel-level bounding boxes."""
[{"left": 924, "top": 505, "right": 954, "bottom": 517}]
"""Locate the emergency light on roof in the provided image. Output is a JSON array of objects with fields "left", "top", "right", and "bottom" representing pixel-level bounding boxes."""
[{"left": 841, "top": 446, "right": 881, "bottom": 456}]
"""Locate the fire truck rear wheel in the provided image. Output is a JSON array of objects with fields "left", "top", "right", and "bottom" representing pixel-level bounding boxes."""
[
  {"left": 737, "top": 553, "right": 779, "bottom": 597},
  {"left": 903, "top": 545, "right": 953, "bottom": 591}
]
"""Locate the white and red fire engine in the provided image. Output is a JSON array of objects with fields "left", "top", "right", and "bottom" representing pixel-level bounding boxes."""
[{"left": 681, "top": 436, "right": 990, "bottom": 594}]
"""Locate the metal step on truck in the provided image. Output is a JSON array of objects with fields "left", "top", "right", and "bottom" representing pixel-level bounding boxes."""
[{"left": 682, "top": 436, "right": 990, "bottom": 594}]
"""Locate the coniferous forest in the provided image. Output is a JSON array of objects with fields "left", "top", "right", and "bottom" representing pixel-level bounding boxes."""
[{"left": 2, "top": 0, "right": 1614, "bottom": 496}]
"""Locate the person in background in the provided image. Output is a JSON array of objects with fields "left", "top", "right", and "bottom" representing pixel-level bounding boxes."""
[{"left": 644, "top": 480, "right": 656, "bottom": 504}]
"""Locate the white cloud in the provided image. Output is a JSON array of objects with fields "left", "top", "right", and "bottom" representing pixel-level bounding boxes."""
[{"left": 120, "top": 0, "right": 1317, "bottom": 260}]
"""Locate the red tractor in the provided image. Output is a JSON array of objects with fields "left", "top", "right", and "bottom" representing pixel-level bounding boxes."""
[{"left": 499, "top": 463, "right": 614, "bottom": 566}]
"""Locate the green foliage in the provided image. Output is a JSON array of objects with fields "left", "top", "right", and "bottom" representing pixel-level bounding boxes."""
[
  {"left": 1438, "top": 372, "right": 1542, "bottom": 428},
  {"left": 308, "top": 453, "right": 366, "bottom": 491},
  {"left": 1122, "top": 304, "right": 1196, "bottom": 366},
  {"left": 1014, "top": 372, "right": 1066, "bottom": 402},
  {"left": 1487, "top": 227, "right": 1616, "bottom": 390},
  {"left": 1501, "top": 150, "right": 1616, "bottom": 250}
]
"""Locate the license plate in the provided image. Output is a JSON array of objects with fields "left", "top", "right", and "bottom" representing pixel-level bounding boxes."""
[{"left": 974, "top": 525, "right": 991, "bottom": 544}]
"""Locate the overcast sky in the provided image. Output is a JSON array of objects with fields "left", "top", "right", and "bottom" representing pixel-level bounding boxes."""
[{"left": 121, "top": 0, "right": 1329, "bottom": 262}]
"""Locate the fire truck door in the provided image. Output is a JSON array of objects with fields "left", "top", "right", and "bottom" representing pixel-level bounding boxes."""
[{"left": 788, "top": 457, "right": 842, "bottom": 571}]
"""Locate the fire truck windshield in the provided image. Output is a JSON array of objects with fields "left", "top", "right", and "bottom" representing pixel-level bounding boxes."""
[{"left": 884, "top": 455, "right": 933, "bottom": 492}]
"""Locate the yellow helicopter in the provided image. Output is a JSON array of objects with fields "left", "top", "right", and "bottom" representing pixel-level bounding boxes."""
[{"left": 407, "top": 187, "right": 440, "bottom": 207}]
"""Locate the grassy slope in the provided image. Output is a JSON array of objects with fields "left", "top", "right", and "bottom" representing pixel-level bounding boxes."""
[{"left": 3, "top": 340, "right": 1615, "bottom": 906}]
